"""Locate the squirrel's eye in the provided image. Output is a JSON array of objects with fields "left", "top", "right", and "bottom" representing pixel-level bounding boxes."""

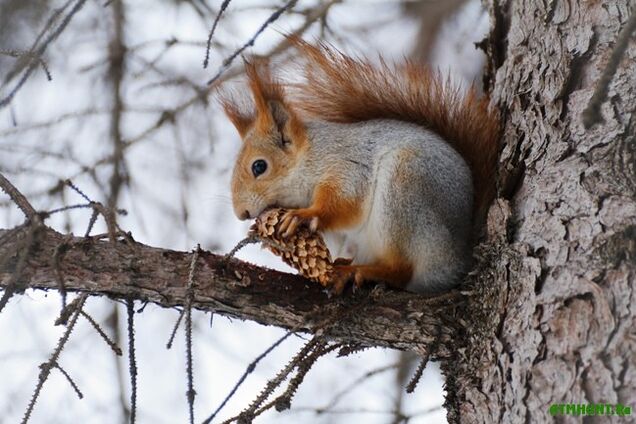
[{"left": 251, "top": 159, "right": 268, "bottom": 177}]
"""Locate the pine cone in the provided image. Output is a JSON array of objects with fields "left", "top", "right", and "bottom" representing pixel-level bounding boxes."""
[{"left": 249, "top": 208, "right": 333, "bottom": 286}]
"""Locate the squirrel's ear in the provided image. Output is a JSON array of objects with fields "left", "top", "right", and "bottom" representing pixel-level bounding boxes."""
[
  {"left": 268, "top": 100, "right": 290, "bottom": 129},
  {"left": 245, "top": 60, "right": 306, "bottom": 147},
  {"left": 266, "top": 100, "right": 306, "bottom": 148}
]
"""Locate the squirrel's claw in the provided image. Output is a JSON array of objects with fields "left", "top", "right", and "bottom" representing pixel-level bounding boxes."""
[
  {"left": 278, "top": 209, "right": 319, "bottom": 238},
  {"left": 279, "top": 215, "right": 298, "bottom": 238}
]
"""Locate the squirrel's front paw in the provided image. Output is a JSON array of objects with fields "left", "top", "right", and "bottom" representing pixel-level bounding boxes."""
[{"left": 278, "top": 209, "right": 320, "bottom": 238}]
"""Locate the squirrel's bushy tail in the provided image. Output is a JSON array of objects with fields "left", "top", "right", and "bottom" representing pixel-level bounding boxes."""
[{"left": 290, "top": 39, "right": 500, "bottom": 225}]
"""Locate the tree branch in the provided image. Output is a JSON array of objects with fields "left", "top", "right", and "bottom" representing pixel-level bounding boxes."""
[
  {"left": 0, "top": 173, "right": 36, "bottom": 219},
  {"left": 0, "top": 224, "right": 461, "bottom": 356}
]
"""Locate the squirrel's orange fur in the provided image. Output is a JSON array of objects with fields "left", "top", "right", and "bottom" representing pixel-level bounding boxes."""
[
  {"left": 290, "top": 39, "right": 500, "bottom": 221},
  {"left": 296, "top": 181, "right": 364, "bottom": 231}
]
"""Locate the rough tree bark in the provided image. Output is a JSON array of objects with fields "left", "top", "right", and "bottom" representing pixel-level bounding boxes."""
[
  {"left": 443, "top": 1, "right": 635, "bottom": 423},
  {"left": 0, "top": 1, "right": 634, "bottom": 423}
]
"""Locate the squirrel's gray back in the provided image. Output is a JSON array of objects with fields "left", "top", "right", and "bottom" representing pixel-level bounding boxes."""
[{"left": 303, "top": 118, "right": 474, "bottom": 292}]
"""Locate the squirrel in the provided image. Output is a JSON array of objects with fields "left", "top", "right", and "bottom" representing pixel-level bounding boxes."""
[{"left": 222, "top": 39, "right": 500, "bottom": 294}]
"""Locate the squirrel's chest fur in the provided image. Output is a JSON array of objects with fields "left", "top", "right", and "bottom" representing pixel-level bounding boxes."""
[{"left": 324, "top": 220, "right": 384, "bottom": 265}]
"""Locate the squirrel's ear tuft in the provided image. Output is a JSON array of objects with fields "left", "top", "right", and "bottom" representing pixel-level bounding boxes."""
[
  {"left": 245, "top": 60, "right": 281, "bottom": 126},
  {"left": 220, "top": 94, "right": 254, "bottom": 138}
]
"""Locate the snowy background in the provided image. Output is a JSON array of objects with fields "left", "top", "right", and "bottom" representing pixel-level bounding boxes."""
[{"left": 0, "top": 1, "right": 489, "bottom": 423}]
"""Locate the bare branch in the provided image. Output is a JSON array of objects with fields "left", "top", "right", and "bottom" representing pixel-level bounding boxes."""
[
  {"left": 206, "top": 0, "right": 298, "bottom": 86},
  {"left": 261, "top": 341, "right": 343, "bottom": 415},
  {"left": 228, "top": 336, "right": 325, "bottom": 424},
  {"left": 310, "top": 363, "right": 398, "bottom": 415},
  {"left": 203, "top": 0, "right": 232, "bottom": 69},
  {"left": 202, "top": 331, "right": 293, "bottom": 424},
  {"left": 21, "top": 294, "right": 87, "bottom": 423},
  {"left": 0, "top": 173, "right": 36, "bottom": 219},
  {"left": 405, "top": 353, "right": 429, "bottom": 394},
  {"left": 80, "top": 310, "right": 123, "bottom": 355},
  {"left": 185, "top": 246, "right": 199, "bottom": 424},
  {"left": 0, "top": 0, "right": 89, "bottom": 110},
  {"left": 52, "top": 363, "right": 84, "bottom": 399},
  {"left": 166, "top": 307, "right": 185, "bottom": 349},
  {"left": 126, "top": 299, "right": 138, "bottom": 424}
]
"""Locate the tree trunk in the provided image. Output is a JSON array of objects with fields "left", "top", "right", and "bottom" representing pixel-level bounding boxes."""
[{"left": 444, "top": 1, "right": 636, "bottom": 422}]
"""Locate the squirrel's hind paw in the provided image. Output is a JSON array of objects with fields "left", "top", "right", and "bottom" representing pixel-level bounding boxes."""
[{"left": 329, "top": 265, "right": 365, "bottom": 295}]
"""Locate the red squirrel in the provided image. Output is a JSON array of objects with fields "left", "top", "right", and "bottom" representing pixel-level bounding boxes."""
[{"left": 222, "top": 40, "right": 499, "bottom": 294}]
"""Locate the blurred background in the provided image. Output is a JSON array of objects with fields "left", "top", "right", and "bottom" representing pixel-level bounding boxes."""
[{"left": 0, "top": 1, "right": 489, "bottom": 423}]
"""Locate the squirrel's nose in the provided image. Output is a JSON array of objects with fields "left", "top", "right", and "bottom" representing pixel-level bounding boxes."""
[{"left": 239, "top": 210, "right": 251, "bottom": 220}]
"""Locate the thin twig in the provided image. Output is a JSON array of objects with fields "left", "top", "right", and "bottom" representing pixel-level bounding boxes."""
[
  {"left": 185, "top": 246, "right": 200, "bottom": 424},
  {"left": 21, "top": 294, "right": 87, "bottom": 423},
  {"left": 206, "top": 0, "right": 298, "bottom": 86},
  {"left": 202, "top": 331, "right": 293, "bottom": 424},
  {"left": 224, "top": 235, "right": 260, "bottom": 260},
  {"left": 63, "top": 180, "right": 126, "bottom": 239},
  {"left": 46, "top": 203, "right": 93, "bottom": 216},
  {"left": 222, "top": 336, "right": 323, "bottom": 424},
  {"left": 80, "top": 310, "right": 123, "bottom": 355},
  {"left": 54, "top": 295, "right": 85, "bottom": 326},
  {"left": 0, "top": 0, "right": 89, "bottom": 109},
  {"left": 166, "top": 308, "right": 185, "bottom": 349},
  {"left": 52, "top": 362, "right": 84, "bottom": 399},
  {"left": 65, "top": 179, "right": 92, "bottom": 202},
  {"left": 405, "top": 355, "right": 428, "bottom": 394},
  {"left": 225, "top": 234, "right": 292, "bottom": 261},
  {"left": 126, "top": 299, "right": 138, "bottom": 424},
  {"left": 263, "top": 342, "right": 342, "bottom": 414},
  {"left": 0, "top": 49, "right": 52, "bottom": 80},
  {"left": 110, "top": 306, "right": 132, "bottom": 423},
  {"left": 84, "top": 208, "right": 100, "bottom": 237},
  {"left": 406, "top": 323, "right": 444, "bottom": 394},
  {"left": 203, "top": 0, "right": 232, "bottom": 69},
  {"left": 316, "top": 363, "right": 399, "bottom": 413},
  {"left": 582, "top": 10, "right": 636, "bottom": 128},
  {"left": 2, "top": 0, "right": 72, "bottom": 85},
  {"left": 0, "top": 173, "right": 36, "bottom": 219}
]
